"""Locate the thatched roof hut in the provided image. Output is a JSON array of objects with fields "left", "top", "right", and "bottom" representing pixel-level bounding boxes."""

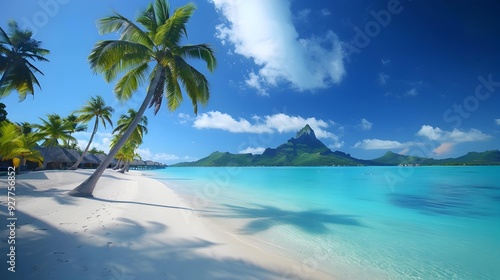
[{"left": 37, "top": 146, "right": 77, "bottom": 169}]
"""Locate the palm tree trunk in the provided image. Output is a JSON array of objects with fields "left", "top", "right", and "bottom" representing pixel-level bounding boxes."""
[
  {"left": 69, "top": 117, "right": 98, "bottom": 170},
  {"left": 68, "top": 67, "right": 163, "bottom": 197},
  {"left": 118, "top": 161, "right": 129, "bottom": 173},
  {"left": 113, "top": 159, "right": 122, "bottom": 170}
]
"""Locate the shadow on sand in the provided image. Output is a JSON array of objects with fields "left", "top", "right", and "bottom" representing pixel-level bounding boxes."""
[{"left": 0, "top": 209, "right": 285, "bottom": 280}]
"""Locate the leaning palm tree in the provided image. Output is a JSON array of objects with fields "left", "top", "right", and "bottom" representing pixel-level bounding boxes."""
[
  {"left": 69, "top": 95, "right": 114, "bottom": 170},
  {"left": 116, "top": 140, "right": 142, "bottom": 173},
  {"left": 69, "top": 0, "right": 216, "bottom": 197},
  {"left": 62, "top": 114, "right": 87, "bottom": 149},
  {"left": 0, "top": 20, "right": 50, "bottom": 100},
  {"left": 35, "top": 113, "right": 77, "bottom": 147},
  {"left": 110, "top": 110, "right": 148, "bottom": 171},
  {"left": 114, "top": 109, "right": 148, "bottom": 145}
]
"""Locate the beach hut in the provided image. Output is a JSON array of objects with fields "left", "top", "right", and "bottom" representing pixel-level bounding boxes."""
[{"left": 37, "top": 146, "right": 76, "bottom": 169}]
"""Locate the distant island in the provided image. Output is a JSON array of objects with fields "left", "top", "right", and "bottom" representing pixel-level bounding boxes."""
[{"left": 173, "top": 125, "right": 500, "bottom": 167}]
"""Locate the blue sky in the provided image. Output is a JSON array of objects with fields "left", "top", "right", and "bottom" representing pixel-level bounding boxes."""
[{"left": 1, "top": 0, "right": 499, "bottom": 163}]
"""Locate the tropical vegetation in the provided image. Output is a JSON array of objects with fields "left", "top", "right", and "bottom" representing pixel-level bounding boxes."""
[
  {"left": 111, "top": 109, "right": 148, "bottom": 173},
  {"left": 0, "top": 20, "right": 50, "bottom": 100},
  {"left": 0, "top": 122, "right": 43, "bottom": 169},
  {"left": 69, "top": 0, "right": 216, "bottom": 197},
  {"left": 34, "top": 113, "right": 77, "bottom": 147},
  {"left": 69, "top": 95, "right": 114, "bottom": 170}
]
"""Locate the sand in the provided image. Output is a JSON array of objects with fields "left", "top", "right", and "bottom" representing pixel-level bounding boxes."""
[{"left": 0, "top": 169, "right": 333, "bottom": 280}]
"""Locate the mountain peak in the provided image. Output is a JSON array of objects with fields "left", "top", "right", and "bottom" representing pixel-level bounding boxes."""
[{"left": 295, "top": 124, "right": 316, "bottom": 139}]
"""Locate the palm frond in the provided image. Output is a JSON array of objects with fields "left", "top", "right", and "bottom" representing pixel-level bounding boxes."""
[
  {"left": 136, "top": 3, "right": 158, "bottom": 34},
  {"left": 98, "top": 13, "right": 154, "bottom": 48},
  {"left": 155, "top": 3, "right": 195, "bottom": 47},
  {"left": 154, "top": 0, "right": 171, "bottom": 26},
  {"left": 0, "top": 26, "right": 11, "bottom": 45},
  {"left": 88, "top": 40, "right": 151, "bottom": 79},
  {"left": 180, "top": 44, "right": 217, "bottom": 72},
  {"left": 164, "top": 65, "right": 183, "bottom": 112},
  {"left": 114, "top": 62, "right": 150, "bottom": 101}
]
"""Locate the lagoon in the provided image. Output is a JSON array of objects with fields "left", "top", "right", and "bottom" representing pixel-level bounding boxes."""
[{"left": 151, "top": 166, "right": 500, "bottom": 279}]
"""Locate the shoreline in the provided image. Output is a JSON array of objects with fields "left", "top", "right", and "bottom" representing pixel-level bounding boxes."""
[{"left": 0, "top": 169, "right": 333, "bottom": 279}]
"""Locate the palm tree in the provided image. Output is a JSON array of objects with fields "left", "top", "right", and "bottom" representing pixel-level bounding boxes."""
[
  {"left": 88, "top": 147, "right": 105, "bottom": 155},
  {"left": 110, "top": 109, "right": 148, "bottom": 172},
  {"left": 69, "top": 95, "right": 114, "bottom": 170},
  {"left": 19, "top": 130, "right": 43, "bottom": 168},
  {"left": 35, "top": 114, "right": 76, "bottom": 147},
  {"left": 15, "top": 121, "right": 42, "bottom": 168},
  {"left": 114, "top": 109, "right": 148, "bottom": 145},
  {"left": 115, "top": 140, "right": 141, "bottom": 173},
  {"left": 62, "top": 114, "right": 87, "bottom": 149},
  {"left": 69, "top": 0, "right": 216, "bottom": 197},
  {"left": 16, "top": 121, "right": 33, "bottom": 135},
  {"left": 0, "top": 20, "right": 50, "bottom": 100},
  {"left": 0, "top": 102, "right": 7, "bottom": 122},
  {"left": 0, "top": 122, "right": 25, "bottom": 161},
  {"left": 0, "top": 122, "right": 43, "bottom": 171}
]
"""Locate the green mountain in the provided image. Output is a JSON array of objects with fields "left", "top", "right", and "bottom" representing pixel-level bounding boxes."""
[
  {"left": 371, "top": 151, "right": 436, "bottom": 165},
  {"left": 371, "top": 150, "right": 500, "bottom": 166},
  {"left": 174, "top": 124, "right": 368, "bottom": 166},
  {"left": 436, "top": 150, "right": 500, "bottom": 165},
  {"left": 173, "top": 125, "right": 500, "bottom": 167}
]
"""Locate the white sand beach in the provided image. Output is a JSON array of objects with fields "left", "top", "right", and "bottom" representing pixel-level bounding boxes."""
[{"left": 0, "top": 170, "right": 333, "bottom": 280}]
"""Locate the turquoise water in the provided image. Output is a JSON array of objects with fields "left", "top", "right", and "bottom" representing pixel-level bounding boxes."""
[{"left": 150, "top": 166, "right": 500, "bottom": 279}]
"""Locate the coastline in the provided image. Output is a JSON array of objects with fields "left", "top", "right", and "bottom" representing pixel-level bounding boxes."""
[{"left": 0, "top": 169, "right": 333, "bottom": 279}]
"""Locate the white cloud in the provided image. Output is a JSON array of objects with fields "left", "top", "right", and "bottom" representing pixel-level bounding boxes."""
[
  {"left": 320, "top": 8, "right": 331, "bottom": 16},
  {"left": 193, "top": 111, "right": 340, "bottom": 140},
  {"left": 432, "top": 142, "right": 454, "bottom": 156},
  {"left": 381, "top": 58, "right": 391, "bottom": 66},
  {"left": 238, "top": 147, "right": 266, "bottom": 154},
  {"left": 210, "top": 0, "right": 345, "bottom": 93},
  {"left": 329, "top": 141, "right": 344, "bottom": 150},
  {"left": 136, "top": 148, "right": 186, "bottom": 163},
  {"left": 354, "top": 139, "right": 414, "bottom": 150},
  {"left": 398, "top": 148, "right": 410, "bottom": 155},
  {"left": 359, "top": 118, "right": 373, "bottom": 130},
  {"left": 378, "top": 72, "right": 389, "bottom": 85},
  {"left": 495, "top": 119, "right": 500, "bottom": 125},
  {"left": 193, "top": 111, "right": 272, "bottom": 133},
  {"left": 416, "top": 125, "right": 443, "bottom": 141},
  {"left": 245, "top": 71, "right": 268, "bottom": 95},
  {"left": 178, "top": 113, "right": 193, "bottom": 124},
  {"left": 417, "top": 125, "right": 492, "bottom": 143},
  {"left": 74, "top": 131, "right": 112, "bottom": 153},
  {"left": 406, "top": 88, "right": 418, "bottom": 97},
  {"left": 297, "top": 9, "right": 311, "bottom": 21}
]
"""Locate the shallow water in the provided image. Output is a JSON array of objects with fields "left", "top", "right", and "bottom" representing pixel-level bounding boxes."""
[{"left": 151, "top": 166, "right": 500, "bottom": 279}]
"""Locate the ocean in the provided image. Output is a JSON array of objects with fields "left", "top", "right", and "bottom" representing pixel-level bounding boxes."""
[{"left": 150, "top": 166, "right": 500, "bottom": 279}]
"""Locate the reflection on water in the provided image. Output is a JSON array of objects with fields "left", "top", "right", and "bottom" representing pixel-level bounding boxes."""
[{"left": 389, "top": 183, "right": 500, "bottom": 217}]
